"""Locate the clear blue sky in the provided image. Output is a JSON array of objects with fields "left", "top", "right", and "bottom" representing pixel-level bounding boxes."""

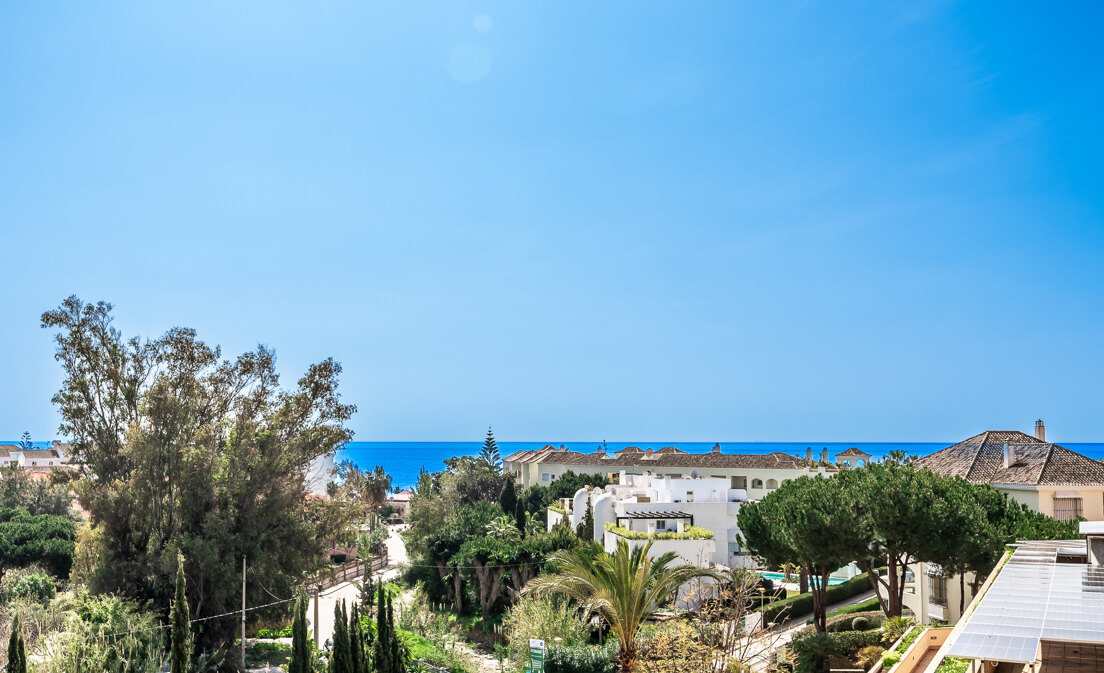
[{"left": 2, "top": 2, "right": 1103, "bottom": 443}]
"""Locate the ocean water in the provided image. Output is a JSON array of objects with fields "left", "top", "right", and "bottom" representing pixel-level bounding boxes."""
[{"left": 338, "top": 441, "right": 1104, "bottom": 489}]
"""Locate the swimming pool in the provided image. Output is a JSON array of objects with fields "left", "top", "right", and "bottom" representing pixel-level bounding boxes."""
[{"left": 757, "top": 571, "right": 848, "bottom": 586}]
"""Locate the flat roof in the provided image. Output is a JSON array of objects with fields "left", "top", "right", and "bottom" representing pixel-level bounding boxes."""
[{"left": 947, "top": 542, "right": 1104, "bottom": 664}]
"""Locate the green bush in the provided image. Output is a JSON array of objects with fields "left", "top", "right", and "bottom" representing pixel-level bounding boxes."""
[
  {"left": 881, "top": 618, "right": 916, "bottom": 647},
  {"left": 40, "top": 593, "right": 164, "bottom": 673},
  {"left": 933, "top": 657, "right": 970, "bottom": 673},
  {"left": 833, "top": 630, "right": 883, "bottom": 654},
  {"left": 758, "top": 574, "right": 871, "bottom": 624},
  {"left": 546, "top": 642, "right": 618, "bottom": 673},
  {"left": 851, "top": 616, "right": 869, "bottom": 631},
  {"left": 503, "top": 595, "right": 591, "bottom": 671},
  {"left": 10, "top": 573, "right": 56, "bottom": 603},
  {"left": 858, "top": 646, "right": 884, "bottom": 671},
  {"left": 881, "top": 652, "right": 901, "bottom": 669},
  {"left": 603, "top": 523, "right": 714, "bottom": 540},
  {"left": 256, "top": 624, "right": 294, "bottom": 638},
  {"left": 826, "top": 613, "right": 882, "bottom": 633}
]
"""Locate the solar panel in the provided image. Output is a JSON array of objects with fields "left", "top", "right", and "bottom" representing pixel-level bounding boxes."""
[{"left": 947, "top": 543, "right": 1104, "bottom": 665}]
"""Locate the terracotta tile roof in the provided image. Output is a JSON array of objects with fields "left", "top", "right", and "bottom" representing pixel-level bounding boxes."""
[
  {"left": 0, "top": 445, "right": 13, "bottom": 458},
  {"left": 656, "top": 446, "right": 687, "bottom": 455},
  {"left": 20, "top": 449, "right": 61, "bottom": 459},
  {"left": 913, "top": 430, "right": 1104, "bottom": 487},
  {"left": 504, "top": 446, "right": 803, "bottom": 469},
  {"left": 836, "top": 447, "right": 869, "bottom": 456}
]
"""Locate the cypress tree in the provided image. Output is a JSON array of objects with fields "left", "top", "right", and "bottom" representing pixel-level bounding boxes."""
[
  {"left": 387, "top": 594, "right": 403, "bottom": 673},
  {"left": 499, "top": 479, "right": 517, "bottom": 516},
  {"left": 170, "top": 554, "right": 191, "bottom": 673},
  {"left": 350, "top": 602, "right": 365, "bottom": 673},
  {"left": 374, "top": 587, "right": 389, "bottom": 673},
  {"left": 576, "top": 498, "right": 595, "bottom": 541},
  {"left": 332, "top": 600, "right": 353, "bottom": 673},
  {"left": 7, "top": 615, "right": 26, "bottom": 673},
  {"left": 515, "top": 501, "right": 527, "bottom": 539},
  {"left": 290, "top": 594, "right": 310, "bottom": 673}
]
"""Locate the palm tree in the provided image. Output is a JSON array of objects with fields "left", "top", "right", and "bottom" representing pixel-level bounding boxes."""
[{"left": 523, "top": 539, "right": 721, "bottom": 673}]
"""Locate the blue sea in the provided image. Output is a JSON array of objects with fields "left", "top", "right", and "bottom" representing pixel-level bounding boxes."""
[{"left": 338, "top": 441, "right": 1104, "bottom": 489}]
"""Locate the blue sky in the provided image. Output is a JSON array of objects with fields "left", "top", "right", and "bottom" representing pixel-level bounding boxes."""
[{"left": 2, "top": 2, "right": 1103, "bottom": 442}]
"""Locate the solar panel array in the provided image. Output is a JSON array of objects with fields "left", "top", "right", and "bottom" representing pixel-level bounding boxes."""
[{"left": 948, "top": 544, "right": 1104, "bottom": 664}]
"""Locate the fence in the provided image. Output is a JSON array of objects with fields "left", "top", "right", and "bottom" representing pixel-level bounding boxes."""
[{"left": 312, "top": 550, "right": 389, "bottom": 591}]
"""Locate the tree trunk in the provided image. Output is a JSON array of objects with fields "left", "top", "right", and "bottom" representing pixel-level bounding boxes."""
[
  {"left": 473, "top": 560, "right": 507, "bottom": 619},
  {"left": 959, "top": 572, "right": 966, "bottom": 614},
  {"left": 436, "top": 562, "right": 463, "bottom": 613},
  {"left": 618, "top": 641, "right": 637, "bottom": 673},
  {"left": 807, "top": 564, "right": 830, "bottom": 632},
  {"left": 799, "top": 567, "right": 809, "bottom": 594},
  {"left": 885, "top": 555, "right": 902, "bottom": 618}
]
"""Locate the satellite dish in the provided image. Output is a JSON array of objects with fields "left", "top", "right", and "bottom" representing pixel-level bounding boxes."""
[{"left": 689, "top": 468, "right": 699, "bottom": 479}]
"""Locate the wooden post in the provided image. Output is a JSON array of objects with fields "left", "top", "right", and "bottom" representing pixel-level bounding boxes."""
[{"left": 241, "top": 556, "right": 247, "bottom": 671}]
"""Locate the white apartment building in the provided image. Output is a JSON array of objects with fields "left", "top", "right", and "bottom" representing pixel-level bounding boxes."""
[
  {"left": 505, "top": 443, "right": 821, "bottom": 499},
  {"left": 549, "top": 470, "right": 763, "bottom": 568}
]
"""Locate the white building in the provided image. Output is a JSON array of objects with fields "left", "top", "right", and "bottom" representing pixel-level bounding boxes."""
[
  {"left": 0, "top": 441, "right": 71, "bottom": 468},
  {"left": 549, "top": 470, "right": 755, "bottom": 568},
  {"left": 505, "top": 443, "right": 822, "bottom": 499}
]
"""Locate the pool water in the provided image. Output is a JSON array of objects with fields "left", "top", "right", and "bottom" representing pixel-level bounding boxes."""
[{"left": 757, "top": 571, "right": 848, "bottom": 586}]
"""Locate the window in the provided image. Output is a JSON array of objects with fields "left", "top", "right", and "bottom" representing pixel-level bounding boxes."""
[
  {"left": 541, "top": 473, "right": 550, "bottom": 482},
  {"left": 929, "top": 574, "right": 948, "bottom": 607},
  {"left": 1054, "top": 497, "right": 1083, "bottom": 522},
  {"left": 766, "top": 479, "right": 778, "bottom": 489},
  {"left": 728, "top": 542, "right": 743, "bottom": 555},
  {"left": 655, "top": 520, "right": 667, "bottom": 530},
  {"left": 732, "top": 476, "right": 747, "bottom": 489},
  {"left": 751, "top": 479, "right": 764, "bottom": 489},
  {"left": 685, "top": 491, "right": 694, "bottom": 502}
]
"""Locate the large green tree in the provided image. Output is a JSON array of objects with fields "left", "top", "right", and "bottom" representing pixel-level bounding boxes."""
[
  {"left": 0, "top": 466, "right": 73, "bottom": 517},
  {"left": 838, "top": 464, "right": 976, "bottom": 618},
  {"left": 0, "top": 508, "right": 76, "bottom": 582},
  {"left": 738, "top": 476, "right": 863, "bottom": 632},
  {"left": 41, "top": 296, "right": 355, "bottom": 653}
]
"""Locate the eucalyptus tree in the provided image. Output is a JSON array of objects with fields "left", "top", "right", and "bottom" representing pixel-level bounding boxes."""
[
  {"left": 40, "top": 296, "right": 355, "bottom": 653},
  {"left": 524, "top": 539, "right": 722, "bottom": 673}
]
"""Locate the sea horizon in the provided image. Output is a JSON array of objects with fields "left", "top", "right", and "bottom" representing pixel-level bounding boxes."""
[{"left": 337, "top": 440, "right": 1104, "bottom": 489}]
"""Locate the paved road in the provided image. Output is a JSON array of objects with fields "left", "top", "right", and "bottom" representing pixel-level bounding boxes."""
[
  {"left": 308, "top": 524, "right": 408, "bottom": 649},
  {"left": 745, "top": 590, "right": 878, "bottom": 671}
]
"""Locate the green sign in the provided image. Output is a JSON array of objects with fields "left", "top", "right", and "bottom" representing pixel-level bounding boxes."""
[{"left": 529, "top": 639, "right": 545, "bottom": 673}]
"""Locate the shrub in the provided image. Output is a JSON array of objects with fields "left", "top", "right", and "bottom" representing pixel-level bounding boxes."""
[
  {"left": 881, "top": 652, "right": 902, "bottom": 669},
  {"left": 832, "top": 630, "right": 883, "bottom": 654},
  {"left": 758, "top": 574, "right": 871, "bottom": 624},
  {"left": 851, "top": 616, "right": 869, "bottom": 631},
  {"left": 503, "top": 595, "right": 590, "bottom": 671},
  {"left": 825, "top": 612, "right": 882, "bottom": 633},
  {"left": 547, "top": 642, "right": 618, "bottom": 673},
  {"left": 10, "top": 574, "right": 56, "bottom": 603},
  {"left": 881, "top": 618, "right": 915, "bottom": 647},
  {"left": 858, "top": 646, "right": 885, "bottom": 671},
  {"left": 40, "top": 594, "right": 163, "bottom": 673},
  {"left": 256, "top": 624, "right": 294, "bottom": 639}
]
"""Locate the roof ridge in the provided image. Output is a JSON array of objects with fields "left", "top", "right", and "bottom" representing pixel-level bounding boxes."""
[{"left": 964, "top": 430, "right": 990, "bottom": 480}]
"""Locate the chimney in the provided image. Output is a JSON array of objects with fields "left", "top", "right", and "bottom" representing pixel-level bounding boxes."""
[
  {"left": 1003, "top": 443, "right": 1016, "bottom": 468},
  {"left": 711, "top": 443, "right": 721, "bottom": 454},
  {"left": 1035, "top": 419, "right": 1046, "bottom": 442}
]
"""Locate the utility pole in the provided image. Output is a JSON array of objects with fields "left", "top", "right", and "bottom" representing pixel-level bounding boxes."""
[
  {"left": 241, "top": 556, "right": 247, "bottom": 671},
  {"left": 314, "top": 583, "right": 322, "bottom": 649}
]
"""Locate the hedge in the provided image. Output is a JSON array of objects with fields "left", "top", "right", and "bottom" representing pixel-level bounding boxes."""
[
  {"left": 757, "top": 573, "right": 871, "bottom": 625},
  {"left": 603, "top": 523, "right": 715, "bottom": 540},
  {"left": 546, "top": 642, "right": 618, "bottom": 673},
  {"left": 791, "top": 629, "right": 883, "bottom": 659}
]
